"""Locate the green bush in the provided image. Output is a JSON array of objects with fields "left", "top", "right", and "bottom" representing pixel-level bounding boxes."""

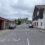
[{"left": 17, "top": 20, "right": 21, "bottom": 25}]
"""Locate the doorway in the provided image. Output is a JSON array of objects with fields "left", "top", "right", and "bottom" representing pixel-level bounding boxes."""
[{"left": 0, "top": 20, "right": 3, "bottom": 30}]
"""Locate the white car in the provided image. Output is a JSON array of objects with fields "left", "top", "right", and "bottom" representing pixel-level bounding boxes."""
[{"left": 9, "top": 24, "right": 16, "bottom": 29}]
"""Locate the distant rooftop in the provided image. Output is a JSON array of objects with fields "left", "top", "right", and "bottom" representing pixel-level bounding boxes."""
[
  {"left": 35, "top": 5, "right": 45, "bottom": 8},
  {"left": 0, "top": 17, "right": 15, "bottom": 22}
]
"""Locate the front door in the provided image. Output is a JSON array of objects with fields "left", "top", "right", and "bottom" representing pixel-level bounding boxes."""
[{"left": 0, "top": 20, "right": 3, "bottom": 30}]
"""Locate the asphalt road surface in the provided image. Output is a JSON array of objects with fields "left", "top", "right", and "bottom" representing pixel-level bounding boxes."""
[{"left": 0, "top": 23, "right": 45, "bottom": 45}]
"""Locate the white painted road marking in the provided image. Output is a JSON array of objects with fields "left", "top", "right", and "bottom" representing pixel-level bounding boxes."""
[
  {"left": 0, "top": 39, "right": 6, "bottom": 42},
  {"left": 13, "top": 38, "right": 21, "bottom": 41},
  {"left": 27, "top": 38, "right": 30, "bottom": 45},
  {"left": 0, "top": 38, "right": 21, "bottom": 42}
]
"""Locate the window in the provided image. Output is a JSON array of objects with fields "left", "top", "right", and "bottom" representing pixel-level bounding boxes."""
[
  {"left": 35, "top": 22, "right": 36, "bottom": 26},
  {"left": 41, "top": 22, "right": 42, "bottom": 26},
  {"left": 37, "top": 22, "right": 38, "bottom": 26}
]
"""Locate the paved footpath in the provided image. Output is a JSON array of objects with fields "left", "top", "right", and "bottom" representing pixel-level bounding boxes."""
[{"left": 0, "top": 24, "right": 45, "bottom": 45}]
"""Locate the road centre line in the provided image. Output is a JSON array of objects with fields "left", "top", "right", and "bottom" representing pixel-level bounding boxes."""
[{"left": 27, "top": 38, "right": 30, "bottom": 45}]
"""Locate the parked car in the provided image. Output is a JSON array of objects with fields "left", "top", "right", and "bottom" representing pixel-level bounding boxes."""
[
  {"left": 9, "top": 24, "right": 16, "bottom": 29},
  {"left": 28, "top": 24, "right": 33, "bottom": 28}
]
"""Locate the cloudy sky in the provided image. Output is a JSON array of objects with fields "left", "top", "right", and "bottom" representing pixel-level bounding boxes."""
[{"left": 0, "top": 0, "right": 45, "bottom": 20}]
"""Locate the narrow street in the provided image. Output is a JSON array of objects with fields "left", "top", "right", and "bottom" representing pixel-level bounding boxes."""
[{"left": 0, "top": 23, "right": 45, "bottom": 45}]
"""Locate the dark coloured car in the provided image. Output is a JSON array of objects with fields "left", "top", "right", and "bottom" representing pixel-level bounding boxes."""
[{"left": 28, "top": 24, "right": 33, "bottom": 28}]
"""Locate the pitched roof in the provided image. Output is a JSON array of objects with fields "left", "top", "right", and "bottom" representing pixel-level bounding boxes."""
[
  {"left": 35, "top": 5, "right": 45, "bottom": 9},
  {"left": 0, "top": 17, "right": 15, "bottom": 22},
  {"left": 0, "top": 17, "right": 9, "bottom": 22}
]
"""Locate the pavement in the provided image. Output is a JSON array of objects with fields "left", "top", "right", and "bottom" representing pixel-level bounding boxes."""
[
  {"left": 0, "top": 23, "right": 45, "bottom": 45},
  {"left": 40, "top": 29, "right": 45, "bottom": 32},
  {"left": 0, "top": 29, "right": 11, "bottom": 36}
]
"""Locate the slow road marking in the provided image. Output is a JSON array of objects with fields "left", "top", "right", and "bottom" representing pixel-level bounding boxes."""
[
  {"left": 0, "top": 38, "right": 21, "bottom": 42},
  {"left": 0, "top": 39, "right": 6, "bottom": 42}
]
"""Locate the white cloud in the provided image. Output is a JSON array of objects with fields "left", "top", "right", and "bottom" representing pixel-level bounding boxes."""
[
  {"left": 0, "top": 0, "right": 45, "bottom": 20},
  {"left": 24, "top": 0, "right": 43, "bottom": 7}
]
